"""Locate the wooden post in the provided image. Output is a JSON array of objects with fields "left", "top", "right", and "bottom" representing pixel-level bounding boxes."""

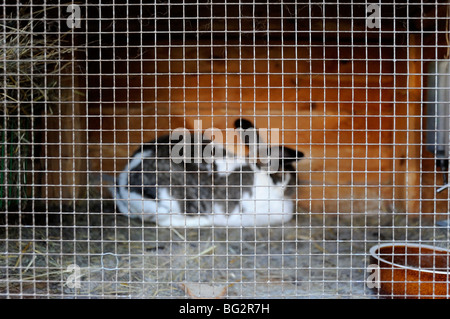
[
  {"left": 406, "top": 34, "right": 424, "bottom": 215},
  {"left": 394, "top": 34, "right": 423, "bottom": 215},
  {"left": 40, "top": 67, "right": 87, "bottom": 206}
]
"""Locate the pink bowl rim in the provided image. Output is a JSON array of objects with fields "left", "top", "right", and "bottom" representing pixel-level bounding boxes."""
[{"left": 369, "top": 243, "right": 450, "bottom": 276}]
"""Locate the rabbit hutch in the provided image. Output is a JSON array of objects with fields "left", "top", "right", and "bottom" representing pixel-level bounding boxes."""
[{"left": 1, "top": 0, "right": 450, "bottom": 299}]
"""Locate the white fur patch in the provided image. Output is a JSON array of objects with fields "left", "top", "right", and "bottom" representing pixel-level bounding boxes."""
[
  {"left": 114, "top": 147, "right": 295, "bottom": 227},
  {"left": 213, "top": 155, "right": 247, "bottom": 176},
  {"left": 116, "top": 150, "right": 182, "bottom": 221},
  {"left": 209, "top": 168, "right": 294, "bottom": 227}
]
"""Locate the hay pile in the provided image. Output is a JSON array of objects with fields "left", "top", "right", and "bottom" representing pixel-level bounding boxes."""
[
  {"left": 1, "top": 196, "right": 446, "bottom": 298},
  {"left": 0, "top": 6, "right": 72, "bottom": 210}
]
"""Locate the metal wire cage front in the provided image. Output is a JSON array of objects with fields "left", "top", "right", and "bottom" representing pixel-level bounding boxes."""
[{"left": 1, "top": 1, "right": 450, "bottom": 299}]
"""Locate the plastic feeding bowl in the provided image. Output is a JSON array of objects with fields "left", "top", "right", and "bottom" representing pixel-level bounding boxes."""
[{"left": 369, "top": 243, "right": 450, "bottom": 299}]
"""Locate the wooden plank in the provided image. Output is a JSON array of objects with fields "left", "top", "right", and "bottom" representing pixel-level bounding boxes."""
[
  {"left": 405, "top": 34, "right": 424, "bottom": 216},
  {"left": 393, "top": 34, "right": 424, "bottom": 216},
  {"left": 41, "top": 69, "right": 87, "bottom": 205},
  {"left": 88, "top": 43, "right": 398, "bottom": 214}
]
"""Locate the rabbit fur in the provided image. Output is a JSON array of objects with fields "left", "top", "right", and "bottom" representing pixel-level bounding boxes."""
[{"left": 110, "top": 119, "right": 303, "bottom": 227}]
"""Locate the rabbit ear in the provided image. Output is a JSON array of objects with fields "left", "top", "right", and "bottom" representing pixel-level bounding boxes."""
[
  {"left": 234, "top": 118, "right": 261, "bottom": 146},
  {"left": 258, "top": 146, "right": 303, "bottom": 172},
  {"left": 278, "top": 146, "right": 304, "bottom": 166},
  {"left": 234, "top": 118, "right": 254, "bottom": 130}
]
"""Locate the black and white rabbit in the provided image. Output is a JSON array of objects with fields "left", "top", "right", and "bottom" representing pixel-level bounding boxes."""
[{"left": 110, "top": 119, "right": 303, "bottom": 227}]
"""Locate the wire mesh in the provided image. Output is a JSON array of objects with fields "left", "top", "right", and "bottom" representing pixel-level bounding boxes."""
[{"left": 0, "top": 1, "right": 450, "bottom": 299}]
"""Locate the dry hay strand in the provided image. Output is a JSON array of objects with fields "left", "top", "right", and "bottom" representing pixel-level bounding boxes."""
[{"left": 1, "top": 200, "right": 447, "bottom": 298}]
